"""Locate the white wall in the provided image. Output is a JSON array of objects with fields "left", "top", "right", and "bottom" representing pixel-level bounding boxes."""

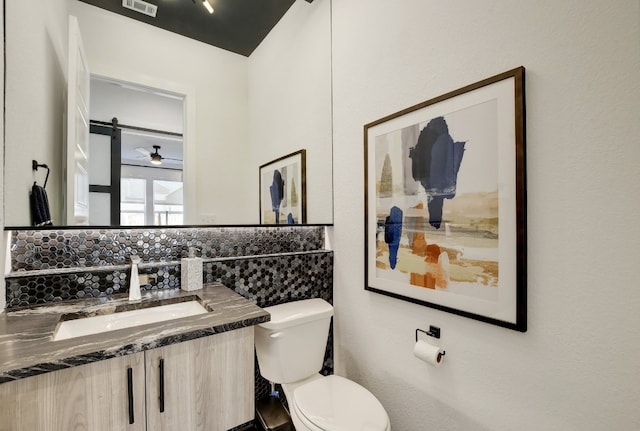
[
  {"left": 248, "top": 0, "right": 333, "bottom": 223},
  {"left": 331, "top": 1, "right": 640, "bottom": 430},
  {"left": 4, "top": 0, "right": 70, "bottom": 225},
  {"left": 1, "top": 2, "right": 5, "bottom": 312}
]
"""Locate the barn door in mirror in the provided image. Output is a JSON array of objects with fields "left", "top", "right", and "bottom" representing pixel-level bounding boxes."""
[{"left": 89, "top": 120, "right": 121, "bottom": 225}]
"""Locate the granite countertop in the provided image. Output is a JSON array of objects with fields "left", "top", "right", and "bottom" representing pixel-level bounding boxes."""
[{"left": 0, "top": 283, "right": 270, "bottom": 384}]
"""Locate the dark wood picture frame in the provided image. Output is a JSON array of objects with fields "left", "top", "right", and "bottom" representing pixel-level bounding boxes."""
[
  {"left": 259, "top": 149, "right": 307, "bottom": 224},
  {"left": 364, "top": 67, "right": 526, "bottom": 331}
]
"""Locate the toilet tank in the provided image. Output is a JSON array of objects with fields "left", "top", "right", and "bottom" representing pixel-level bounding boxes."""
[{"left": 255, "top": 298, "right": 333, "bottom": 384}]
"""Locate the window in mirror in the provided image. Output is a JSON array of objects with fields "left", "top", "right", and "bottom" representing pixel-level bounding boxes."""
[
  {"left": 153, "top": 180, "right": 184, "bottom": 225},
  {"left": 120, "top": 176, "right": 184, "bottom": 226},
  {"left": 121, "top": 178, "right": 147, "bottom": 225}
]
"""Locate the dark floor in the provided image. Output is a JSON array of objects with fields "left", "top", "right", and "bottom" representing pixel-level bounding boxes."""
[
  {"left": 231, "top": 395, "right": 295, "bottom": 431},
  {"left": 233, "top": 424, "right": 259, "bottom": 431},
  {"left": 253, "top": 396, "right": 295, "bottom": 431},
  {"left": 233, "top": 421, "right": 294, "bottom": 431}
]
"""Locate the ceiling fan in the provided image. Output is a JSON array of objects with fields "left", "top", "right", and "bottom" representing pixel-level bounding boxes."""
[{"left": 135, "top": 145, "right": 182, "bottom": 166}]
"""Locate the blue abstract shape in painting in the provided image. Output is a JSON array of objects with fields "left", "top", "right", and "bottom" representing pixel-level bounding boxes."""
[
  {"left": 384, "top": 206, "right": 403, "bottom": 269},
  {"left": 287, "top": 213, "right": 295, "bottom": 224},
  {"left": 409, "top": 117, "right": 465, "bottom": 229},
  {"left": 269, "top": 170, "right": 285, "bottom": 224}
]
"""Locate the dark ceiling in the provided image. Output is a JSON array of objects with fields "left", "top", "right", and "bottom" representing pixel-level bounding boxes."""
[{"left": 78, "top": 0, "right": 299, "bottom": 57}]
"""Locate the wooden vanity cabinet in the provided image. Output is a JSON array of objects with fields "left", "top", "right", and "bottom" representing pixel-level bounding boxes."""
[
  {"left": 145, "top": 326, "right": 255, "bottom": 430},
  {"left": 0, "top": 327, "right": 254, "bottom": 431},
  {"left": 0, "top": 352, "right": 146, "bottom": 431}
]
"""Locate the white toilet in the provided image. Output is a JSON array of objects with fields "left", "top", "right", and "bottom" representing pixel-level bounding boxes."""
[{"left": 255, "top": 298, "right": 391, "bottom": 431}]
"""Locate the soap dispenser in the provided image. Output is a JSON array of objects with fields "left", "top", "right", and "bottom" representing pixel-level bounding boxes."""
[{"left": 181, "top": 247, "right": 203, "bottom": 291}]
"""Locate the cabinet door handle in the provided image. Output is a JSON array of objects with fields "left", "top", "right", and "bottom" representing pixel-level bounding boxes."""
[
  {"left": 159, "top": 358, "right": 165, "bottom": 413},
  {"left": 127, "top": 367, "right": 135, "bottom": 424}
]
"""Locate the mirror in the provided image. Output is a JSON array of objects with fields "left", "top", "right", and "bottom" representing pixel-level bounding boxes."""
[
  {"left": 3, "top": 0, "right": 333, "bottom": 227},
  {"left": 89, "top": 77, "right": 186, "bottom": 226}
]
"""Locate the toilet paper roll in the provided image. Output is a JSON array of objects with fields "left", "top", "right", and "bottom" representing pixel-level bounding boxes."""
[{"left": 413, "top": 340, "right": 445, "bottom": 367}]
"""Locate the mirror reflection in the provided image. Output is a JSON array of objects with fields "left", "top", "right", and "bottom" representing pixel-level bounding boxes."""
[
  {"left": 4, "top": 0, "right": 333, "bottom": 227},
  {"left": 89, "top": 77, "right": 185, "bottom": 226}
]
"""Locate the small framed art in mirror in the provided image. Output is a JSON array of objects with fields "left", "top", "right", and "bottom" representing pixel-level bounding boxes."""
[{"left": 259, "top": 150, "right": 307, "bottom": 225}]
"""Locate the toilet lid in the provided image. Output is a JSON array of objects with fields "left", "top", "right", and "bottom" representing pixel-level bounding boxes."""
[{"left": 293, "top": 375, "right": 389, "bottom": 431}]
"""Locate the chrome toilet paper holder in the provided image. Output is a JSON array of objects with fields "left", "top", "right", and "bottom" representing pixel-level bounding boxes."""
[{"left": 416, "top": 325, "right": 441, "bottom": 340}]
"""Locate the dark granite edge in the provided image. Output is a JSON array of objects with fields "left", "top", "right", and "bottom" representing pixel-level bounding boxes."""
[
  {"left": 0, "top": 284, "right": 270, "bottom": 384},
  {"left": 0, "top": 315, "right": 269, "bottom": 384}
]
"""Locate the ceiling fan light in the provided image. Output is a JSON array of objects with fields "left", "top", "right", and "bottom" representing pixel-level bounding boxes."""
[
  {"left": 150, "top": 153, "right": 163, "bottom": 165},
  {"left": 202, "top": 0, "right": 214, "bottom": 14}
]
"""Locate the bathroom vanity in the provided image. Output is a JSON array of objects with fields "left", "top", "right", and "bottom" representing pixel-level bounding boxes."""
[{"left": 0, "top": 283, "right": 270, "bottom": 431}]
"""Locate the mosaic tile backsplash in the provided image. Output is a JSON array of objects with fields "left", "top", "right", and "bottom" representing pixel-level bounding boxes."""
[
  {"left": 8, "top": 226, "right": 324, "bottom": 272},
  {"left": 5, "top": 226, "right": 328, "bottom": 307},
  {"left": 5, "top": 225, "right": 333, "bottom": 414}
]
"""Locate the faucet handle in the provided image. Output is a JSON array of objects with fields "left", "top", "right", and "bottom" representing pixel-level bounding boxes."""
[
  {"left": 130, "top": 255, "right": 141, "bottom": 264},
  {"left": 187, "top": 247, "right": 201, "bottom": 258}
]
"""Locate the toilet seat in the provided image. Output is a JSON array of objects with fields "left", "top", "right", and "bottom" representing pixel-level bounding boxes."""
[{"left": 292, "top": 375, "right": 390, "bottom": 431}]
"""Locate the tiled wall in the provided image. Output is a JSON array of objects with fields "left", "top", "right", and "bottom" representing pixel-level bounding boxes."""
[
  {"left": 5, "top": 226, "right": 329, "bottom": 307},
  {"left": 4, "top": 225, "right": 334, "bottom": 403}
]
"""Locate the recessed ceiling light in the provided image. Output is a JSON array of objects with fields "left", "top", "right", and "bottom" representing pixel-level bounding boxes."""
[{"left": 202, "top": 0, "right": 214, "bottom": 14}]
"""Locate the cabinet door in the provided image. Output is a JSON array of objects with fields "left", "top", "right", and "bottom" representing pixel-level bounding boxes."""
[
  {"left": 0, "top": 352, "right": 146, "bottom": 431},
  {"left": 145, "top": 327, "right": 255, "bottom": 431}
]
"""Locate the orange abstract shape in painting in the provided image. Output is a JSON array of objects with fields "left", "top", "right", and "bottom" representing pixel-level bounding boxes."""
[
  {"left": 412, "top": 233, "right": 427, "bottom": 256},
  {"left": 411, "top": 272, "right": 436, "bottom": 289},
  {"left": 425, "top": 244, "right": 441, "bottom": 263},
  {"left": 425, "top": 272, "right": 436, "bottom": 289}
]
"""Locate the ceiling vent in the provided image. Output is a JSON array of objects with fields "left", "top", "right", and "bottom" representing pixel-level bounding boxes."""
[{"left": 122, "top": 0, "right": 158, "bottom": 18}]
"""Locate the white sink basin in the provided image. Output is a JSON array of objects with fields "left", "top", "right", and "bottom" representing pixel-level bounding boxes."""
[{"left": 53, "top": 301, "right": 208, "bottom": 341}]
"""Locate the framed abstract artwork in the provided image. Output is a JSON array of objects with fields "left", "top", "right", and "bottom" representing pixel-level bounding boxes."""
[
  {"left": 364, "top": 67, "right": 527, "bottom": 331},
  {"left": 260, "top": 149, "right": 307, "bottom": 224}
]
